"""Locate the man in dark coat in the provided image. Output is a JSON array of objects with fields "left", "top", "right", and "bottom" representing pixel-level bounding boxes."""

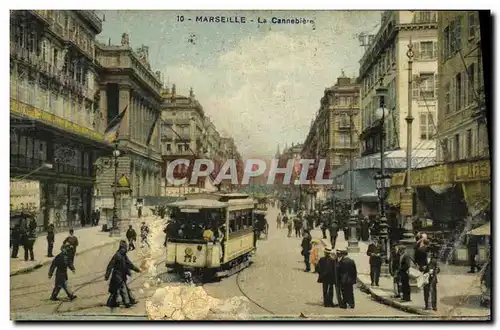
[
  {"left": 301, "top": 231, "right": 312, "bottom": 272},
  {"left": 294, "top": 218, "right": 302, "bottom": 238},
  {"left": 398, "top": 245, "right": 412, "bottom": 301},
  {"left": 140, "top": 222, "right": 150, "bottom": 248},
  {"left": 320, "top": 218, "right": 328, "bottom": 239},
  {"left": 466, "top": 235, "right": 479, "bottom": 273},
  {"left": 49, "top": 245, "right": 77, "bottom": 301},
  {"left": 423, "top": 252, "right": 440, "bottom": 311},
  {"left": 24, "top": 228, "right": 36, "bottom": 261},
  {"left": 316, "top": 248, "right": 338, "bottom": 307},
  {"left": 47, "top": 223, "right": 55, "bottom": 257},
  {"left": 389, "top": 244, "right": 401, "bottom": 298},
  {"left": 105, "top": 240, "right": 141, "bottom": 308},
  {"left": 11, "top": 224, "right": 21, "bottom": 258},
  {"left": 367, "top": 238, "right": 383, "bottom": 286},
  {"left": 328, "top": 221, "right": 339, "bottom": 249},
  {"left": 360, "top": 217, "right": 370, "bottom": 241},
  {"left": 63, "top": 229, "right": 79, "bottom": 264},
  {"left": 337, "top": 249, "right": 357, "bottom": 309},
  {"left": 126, "top": 225, "right": 137, "bottom": 251},
  {"left": 28, "top": 218, "right": 37, "bottom": 233}
]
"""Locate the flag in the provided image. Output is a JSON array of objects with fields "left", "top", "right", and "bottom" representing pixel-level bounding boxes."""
[
  {"left": 103, "top": 106, "right": 128, "bottom": 143},
  {"left": 146, "top": 111, "right": 160, "bottom": 146}
]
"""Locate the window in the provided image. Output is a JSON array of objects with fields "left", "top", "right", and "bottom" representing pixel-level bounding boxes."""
[
  {"left": 338, "top": 114, "right": 350, "bottom": 128},
  {"left": 467, "top": 63, "right": 475, "bottom": 105},
  {"left": 166, "top": 144, "right": 171, "bottom": 152},
  {"left": 454, "top": 17, "right": 462, "bottom": 52},
  {"left": 419, "top": 113, "right": 435, "bottom": 140},
  {"left": 444, "top": 82, "right": 451, "bottom": 114},
  {"left": 419, "top": 73, "right": 436, "bottom": 99},
  {"left": 466, "top": 129, "right": 473, "bottom": 158},
  {"left": 441, "top": 138, "right": 449, "bottom": 161},
  {"left": 420, "top": 41, "right": 434, "bottom": 59},
  {"left": 468, "top": 12, "right": 476, "bottom": 39},
  {"left": 443, "top": 26, "right": 450, "bottom": 59},
  {"left": 454, "top": 134, "right": 460, "bottom": 160},
  {"left": 455, "top": 73, "right": 462, "bottom": 110},
  {"left": 338, "top": 133, "right": 350, "bottom": 147}
]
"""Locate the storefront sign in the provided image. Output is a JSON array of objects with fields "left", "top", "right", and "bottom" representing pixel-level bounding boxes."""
[
  {"left": 411, "top": 164, "right": 452, "bottom": 187},
  {"left": 10, "top": 180, "right": 40, "bottom": 211},
  {"left": 454, "top": 160, "right": 491, "bottom": 182},
  {"left": 399, "top": 191, "right": 413, "bottom": 216},
  {"left": 391, "top": 173, "right": 406, "bottom": 187},
  {"left": 11, "top": 98, "right": 104, "bottom": 142}
]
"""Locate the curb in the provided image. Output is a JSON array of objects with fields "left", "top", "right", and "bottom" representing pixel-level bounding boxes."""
[
  {"left": 10, "top": 238, "right": 121, "bottom": 277},
  {"left": 356, "top": 278, "right": 433, "bottom": 316}
]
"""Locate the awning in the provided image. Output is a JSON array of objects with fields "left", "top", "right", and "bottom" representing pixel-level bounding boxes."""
[{"left": 467, "top": 222, "right": 490, "bottom": 236}]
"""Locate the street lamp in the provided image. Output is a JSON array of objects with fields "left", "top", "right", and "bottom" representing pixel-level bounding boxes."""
[
  {"left": 374, "top": 85, "right": 392, "bottom": 274},
  {"left": 329, "top": 181, "right": 344, "bottom": 246},
  {"left": 94, "top": 141, "right": 122, "bottom": 237}
]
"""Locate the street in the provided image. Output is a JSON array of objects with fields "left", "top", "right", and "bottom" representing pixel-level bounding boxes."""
[{"left": 11, "top": 205, "right": 409, "bottom": 319}]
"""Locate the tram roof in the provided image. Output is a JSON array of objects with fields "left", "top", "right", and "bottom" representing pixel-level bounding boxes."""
[{"left": 167, "top": 199, "right": 228, "bottom": 209}]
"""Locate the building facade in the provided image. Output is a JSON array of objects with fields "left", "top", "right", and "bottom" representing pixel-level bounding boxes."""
[
  {"left": 359, "top": 10, "right": 439, "bottom": 160},
  {"left": 436, "top": 11, "right": 488, "bottom": 162},
  {"left": 10, "top": 10, "right": 108, "bottom": 231},
  {"left": 94, "top": 35, "right": 163, "bottom": 217}
]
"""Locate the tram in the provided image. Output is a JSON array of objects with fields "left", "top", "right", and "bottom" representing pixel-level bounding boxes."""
[{"left": 164, "top": 193, "right": 257, "bottom": 280}]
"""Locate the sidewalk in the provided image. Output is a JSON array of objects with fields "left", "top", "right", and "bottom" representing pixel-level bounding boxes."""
[
  {"left": 329, "top": 235, "right": 490, "bottom": 318},
  {"left": 10, "top": 226, "right": 122, "bottom": 276}
]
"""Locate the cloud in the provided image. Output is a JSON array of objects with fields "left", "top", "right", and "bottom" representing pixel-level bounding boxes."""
[{"left": 162, "top": 12, "right": 380, "bottom": 159}]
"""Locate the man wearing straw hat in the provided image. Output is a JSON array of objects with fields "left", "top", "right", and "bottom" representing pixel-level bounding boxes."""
[{"left": 316, "top": 247, "right": 338, "bottom": 307}]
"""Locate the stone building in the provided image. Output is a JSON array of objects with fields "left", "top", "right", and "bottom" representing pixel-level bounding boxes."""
[
  {"left": 359, "top": 11, "right": 439, "bottom": 162},
  {"left": 301, "top": 73, "right": 361, "bottom": 204},
  {"left": 436, "top": 11, "right": 488, "bottom": 162},
  {"left": 94, "top": 35, "right": 163, "bottom": 218},
  {"left": 10, "top": 10, "right": 108, "bottom": 231}
]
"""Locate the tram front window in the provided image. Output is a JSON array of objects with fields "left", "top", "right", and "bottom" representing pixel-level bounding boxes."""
[{"left": 168, "top": 208, "right": 224, "bottom": 241}]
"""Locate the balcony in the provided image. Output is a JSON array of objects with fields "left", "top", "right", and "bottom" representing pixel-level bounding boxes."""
[{"left": 11, "top": 155, "right": 44, "bottom": 170}]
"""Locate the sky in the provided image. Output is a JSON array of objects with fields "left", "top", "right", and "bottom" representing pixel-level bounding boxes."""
[{"left": 97, "top": 10, "right": 381, "bottom": 159}]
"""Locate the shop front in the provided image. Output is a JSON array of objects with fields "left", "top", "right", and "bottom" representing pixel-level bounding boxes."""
[{"left": 387, "top": 158, "right": 491, "bottom": 264}]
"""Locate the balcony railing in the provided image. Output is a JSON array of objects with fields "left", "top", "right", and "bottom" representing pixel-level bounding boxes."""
[
  {"left": 11, "top": 155, "right": 44, "bottom": 170},
  {"left": 412, "top": 11, "right": 438, "bottom": 24}
]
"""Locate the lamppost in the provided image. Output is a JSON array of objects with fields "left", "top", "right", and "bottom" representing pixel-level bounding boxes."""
[
  {"left": 329, "top": 181, "right": 344, "bottom": 231},
  {"left": 94, "top": 141, "right": 122, "bottom": 237},
  {"left": 374, "top": 85, "right": 392, "bottom": 274}
]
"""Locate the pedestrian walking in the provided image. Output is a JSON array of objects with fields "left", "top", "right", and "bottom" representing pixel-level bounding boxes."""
[
  {"left": 328, "top": 221, "right": 338, "bottom": 249},
  {"left": 294, "top": 218, "right": 302, "bottom": 238},
  {"left": 105, "top": 240, "right": 141, "bottom": 308},
  {"left": 28, "top": 217, "right": 37, "bottom": 233},
  {"left": 94, "top": 208, "right": 101, "bottom": 227},
  {"left": 47, "top": 223, "right": 55, "bottom": 257},
  {"left": 423, "top": 252, "right": 440, "bottom": 311},
  {"left": 337, "top": 249, "right": 357, "bottom": 309},
  {"left": 316, "top": 248, "right": 339, "bottom": 307},
  {"left": 389, "top": 244, "right": 401, "bottom": 298},
  {"left": 301, "top": 230, "right": 312, "bottom": 272},
  {"left": 398, "top": 245, "right": 412, "bottom": 302},
  {"left": 320, "top": 219, "right": 328, "bottom": 239},
  {"left": 287, "top": 220, "right": 293, "bottom": 237},
  {"left": 367, "top": 238, "right": 383, "bottom": 286},
  {"left": 126, "top": 225, "right": 137, "bottom": 251},
  {"left": 49, "top": 245, "right": 77, "bottom": 301},
  {"left": 11, "top": 224, "right": 21, "bottom": 258},
  {"left": 360, "top": 216, "right": 370, "bottom": 241},
  {"left": 63, "top": 229, "right": 79, "bottom": 264},
  {"left": 23, "top": 228, "right": 36, "bottom": 261},
  {"left": 414, "top": 233, "right": 430, "bottom": 271},
  {"left": 276, "top": 213, "right": 282, "bottom": 229},
  {"left": 466, "top": 234, "right": 480, "bottom": 273},
  {"left": 140, "top": 222, "right": 150, "bottom": 248}
]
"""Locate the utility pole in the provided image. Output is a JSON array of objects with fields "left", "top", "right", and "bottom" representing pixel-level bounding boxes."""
[
  {"left": 347, "top": 105, "right": 359, "bottom": 253},
  {"left": 400, "top": 39, "right": 415, "bottom": 254}
]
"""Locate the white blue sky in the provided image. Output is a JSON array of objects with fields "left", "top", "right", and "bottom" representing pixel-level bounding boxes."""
[{"left": 97, "top": 10, "right": 381, "bottom": 158}]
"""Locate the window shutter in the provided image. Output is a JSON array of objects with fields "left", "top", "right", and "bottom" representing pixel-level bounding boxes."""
[
  {"left": 434, "top": 73, "right": 439, "bottom": 99},
  {"left": 412, "top": 74, "right": 419, "bottom": 99},
  {"left": 413, "top": 42, "right": 420, "bottom": 60},
  {"left": 433, "top": 41, "right": 438, "bottom": 59}
]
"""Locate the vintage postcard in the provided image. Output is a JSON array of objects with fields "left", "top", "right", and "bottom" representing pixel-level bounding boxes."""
[{"left": 9, "top": 9, "right": 491, "bottom": 321}]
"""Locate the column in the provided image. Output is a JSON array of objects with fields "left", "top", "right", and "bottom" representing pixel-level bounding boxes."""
[{"left": 118, "top": 85, "right": 131, "bottom": 139}]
